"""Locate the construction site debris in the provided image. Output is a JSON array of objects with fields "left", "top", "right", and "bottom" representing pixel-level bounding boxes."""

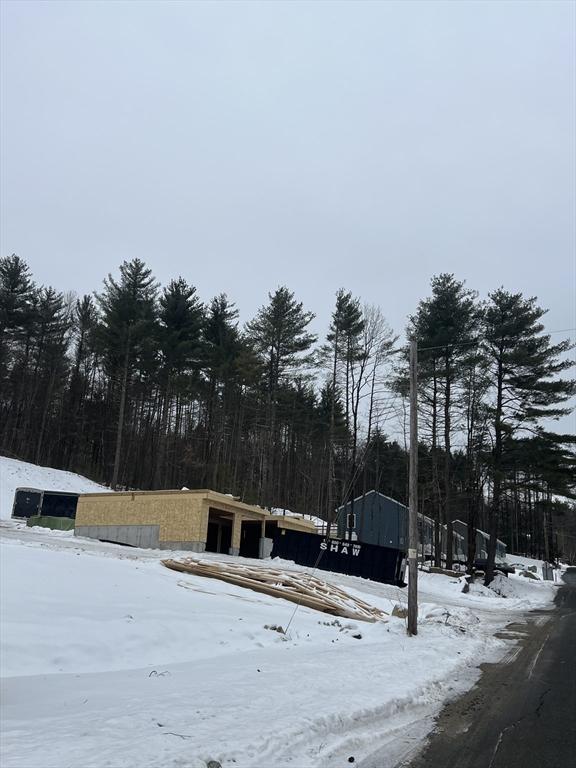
[{"left": 161, "top": 558, "right": 388, "bottom": 623}]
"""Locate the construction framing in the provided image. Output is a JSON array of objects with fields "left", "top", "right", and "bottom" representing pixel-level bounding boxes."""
[{"left": 74, "top": 488, "right": 316, "bottom": 556}]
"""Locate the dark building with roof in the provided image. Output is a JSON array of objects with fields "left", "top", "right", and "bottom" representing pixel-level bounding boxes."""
[
  {"left": 12, "top": 487, "right": 79, "bottom": 521},
  {"left": 336, "top": 490, "right": 408, "bottom": 550}
]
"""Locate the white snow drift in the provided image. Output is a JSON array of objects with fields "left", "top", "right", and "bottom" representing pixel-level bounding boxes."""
[
  {"left": 0, "top": 458, "right": 561, "bottom": 768},
  {"left": 0, "top": 456, "right": 110, "bottom": 521}
]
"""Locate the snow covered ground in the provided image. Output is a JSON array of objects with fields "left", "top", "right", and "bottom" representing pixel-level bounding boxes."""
[
  {"left": 0, "top": 458, "right": 562, "bottom": 768},
  {"left": 0, "top": 456, "right": 110, "bottom": 520}
]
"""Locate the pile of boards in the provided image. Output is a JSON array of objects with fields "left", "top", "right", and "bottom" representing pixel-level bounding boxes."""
[{"left": 162, "top": 557, "right": 388, "bottom": 623}]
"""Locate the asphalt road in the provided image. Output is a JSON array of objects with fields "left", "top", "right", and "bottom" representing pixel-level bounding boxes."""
[{"left": 400, "top": 568, "right": 576, "bottom": 768}]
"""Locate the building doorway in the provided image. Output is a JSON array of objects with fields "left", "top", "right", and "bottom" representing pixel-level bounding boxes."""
[
  {"left": 239, "top": 520, "right": 262, "bottom": 558},
  {"left": 206, "top": 509, "right": 233, "bottom": 554}
]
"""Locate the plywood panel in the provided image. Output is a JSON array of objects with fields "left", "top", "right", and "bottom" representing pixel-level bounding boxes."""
[
  {"left": 76, "top": 493, "right": 206, "bottom": 544},
  {"left": 76, "top": 490, "right": 317, "bottom": 546}
]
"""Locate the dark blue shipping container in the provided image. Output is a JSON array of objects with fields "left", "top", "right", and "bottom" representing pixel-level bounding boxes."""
[{"left": 271, "top": 527, "right": 406, "bottom": 586}]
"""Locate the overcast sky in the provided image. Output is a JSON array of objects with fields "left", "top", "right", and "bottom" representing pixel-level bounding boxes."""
[{"left": 1, "top": 0, "right": 575, "bottom": 354}]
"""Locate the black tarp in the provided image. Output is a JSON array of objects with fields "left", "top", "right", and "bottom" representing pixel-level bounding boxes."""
[{"left": 271, "top": 528, "right": 406, "bottom": 587}]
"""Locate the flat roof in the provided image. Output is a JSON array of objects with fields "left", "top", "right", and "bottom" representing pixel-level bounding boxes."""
[
  {"left": 15, "top": 487, "right": 79, "bottom": 497},
  {"left": 78, "top": 488, "right": 316, "bottom": 527}
]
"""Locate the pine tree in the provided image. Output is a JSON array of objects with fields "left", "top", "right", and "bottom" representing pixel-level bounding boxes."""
[
  {"left": 0, "top": 254, "right": 36, "bottom": 345},
  {"left": 482, "top": 289, "right": 575, "bottom": 584},
  {"left": 96, "top": 259, "right": 158, "bottom": 488},
  {"left": 154, "top": 278, "right": 205, "bottom": 486},
  {"left": 202, "top": 294, "right": 243, "bottom": 487},
  {"left": 204, "top": 294, "right": 241, "bottom": 390},
  {"left": 246, "top": 287, "right": 317, "bottom": 393},
  {"left": 0, "top": 255, "right": 37, "bottom": 433},
  {"left": 62, "top": 295, "right": 99, "bottom": 470},
  {"left": 457, "top": 326, "right": 491, "bottom": 569},
  {"left": 409, "top": 274, "right": 479, "bottom": 567},
  {"left": 322, "top": 290, "right": 364, "bottom": 528},
  {"left": 506, "top": 432, "right": 575, "bottom": 560},
  {"left": 31, "top": 287, "right": 72, "bottom": 464},
  {"left": 245, "top": 286, "right": 316, "bottom": 505},
  {"left": 326, "top": 290, "right": 364, "bottom": 439}
]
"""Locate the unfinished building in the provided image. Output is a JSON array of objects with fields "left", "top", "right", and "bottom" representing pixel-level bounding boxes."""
[{"left": 74, "top": 489, "right": 316, "bottom": 557}]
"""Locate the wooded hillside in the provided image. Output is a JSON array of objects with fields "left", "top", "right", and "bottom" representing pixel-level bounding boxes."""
[{"left": 1, "top": 255, "right": 574, "bottom": 564}]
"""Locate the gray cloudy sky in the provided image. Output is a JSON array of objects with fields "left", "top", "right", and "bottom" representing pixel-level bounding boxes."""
[{"left": 1, "top": 0, "right": 575, "bottom": 349}]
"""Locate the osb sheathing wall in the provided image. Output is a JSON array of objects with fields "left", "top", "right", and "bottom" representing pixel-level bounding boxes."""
[
  {"left": 275, "top": 516, "right": 316, "bottom": 533},
  {"left": 76, "top": 490, "right": 317, "bottom": 549},
  {"left": 76, "top": 493, "right": 208, "bottom": 545}
]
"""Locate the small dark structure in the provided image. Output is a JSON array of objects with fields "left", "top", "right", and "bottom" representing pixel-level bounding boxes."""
[
  {"left": 336, "top": 490, "right": 408, "bottom": 550},
  {"left": 271, "top": 528, "right": 406, "bottom": 586},
  {"left": 453, "top": 519, "right": 508, "bottom": 563},
  {"left": 12, "top": 487, "right": 79, "bottom": 521}
]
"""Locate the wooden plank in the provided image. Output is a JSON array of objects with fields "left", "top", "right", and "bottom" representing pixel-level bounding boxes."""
[{"left": 161, "top": 559, "right": 387, "bottom": 623}]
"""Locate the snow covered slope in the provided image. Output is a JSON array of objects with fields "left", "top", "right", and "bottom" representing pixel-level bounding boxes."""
[
  {"left": 0, "top": 458, "right": 562, "bottom": 768},
  {"left": 0, "top": 456, "right": 110, "bottom": 520},
  {"left": 1, "top": 533, "right": 559, "bottom": 767}
]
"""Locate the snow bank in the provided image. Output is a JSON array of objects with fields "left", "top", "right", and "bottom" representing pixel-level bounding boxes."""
[
  {"left": 1, "top": 527, "right": 560, "bottom": 768},
  {"left": 485, "top": 572, "right": 558, "bottom": 607},
  {"left": 0, "top": 456, "right": 110, "bottom": 520},
  {"left": 0, "top": 532, "right": 509, "bottom": 768},
  {"left": 0, "top": 459, "right": 562, "bottom": 768}
]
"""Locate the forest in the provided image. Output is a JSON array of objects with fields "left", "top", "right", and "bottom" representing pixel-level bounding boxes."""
[{"left": 1, "top": 254, "right": 575, "bottom": 572}]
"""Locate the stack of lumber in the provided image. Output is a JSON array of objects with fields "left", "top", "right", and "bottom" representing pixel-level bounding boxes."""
[{"left": 162, "top": 558, "right": 388, "bottom": 623}]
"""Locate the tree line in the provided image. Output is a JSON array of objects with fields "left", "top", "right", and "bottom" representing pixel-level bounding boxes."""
[{"left": 1, "top": 255, "right": 574, "bottom": 575}]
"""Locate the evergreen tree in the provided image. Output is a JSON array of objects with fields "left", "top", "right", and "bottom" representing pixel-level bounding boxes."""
[
  {"left": 245, "top": 286, "right": 316, "bottom": 505},
  {"left": 326, "top": 290, "right": 364, "bottom": 437},
  {"left": 202, "top": 294, "right": 242, "bottom": 487},
  {"left": 204, "top": 294, "right": 241, "bottom": 390},
  {"left": 0, "top": 254, "right": 36, "bottom": 345},
  {"left": 246, "top": 286, "right": 317, "bottom": 394},
  {"left": 409, "top": 274, "right": 479, "bottom": 566},
  {"left": 362, "top": 430, "right": 409, "bottom": 505},
  {"left": 30, "top": 287, "right": 72, "bottom": 464},
  {"left": 96, "top": 259, "right": 158, "bottom": 488},
  {"left": 505, "top": 433, "right": 576, "bottom": 560},
  {"left": 0, "top": 255, "right": 37, "bottom": 427},
  {"left": 3, "top": 256, "right": 574, "bottom": 566},
  {"left": 61, "top": 295, "right": 99, "bottom": 470},
  {"left": 323, "top": 290, "right": 364, "bottom": 528},
  {"left": 459, "top": 334, "right": 491, "bottom": 569},
  {"left": 482, "top": 289, "right": 575, "bottom": 583},
  {"left": 154, "top": 277, "right": 205, "bottom": 487}
]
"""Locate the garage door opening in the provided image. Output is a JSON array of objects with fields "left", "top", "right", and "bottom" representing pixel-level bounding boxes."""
[
  {"left": 240, "top": 520, "right": 262, "bottom": 558},
  {"left": 206, "top": 509, "right": 233, "bottom": 554},
  {"left": 265, "top": 520, "right": 279, "bottom": 538}
]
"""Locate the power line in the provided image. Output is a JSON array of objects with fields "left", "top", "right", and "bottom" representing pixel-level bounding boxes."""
[{"left": 385, "top": 327, "right": 575, "bottom": 357}]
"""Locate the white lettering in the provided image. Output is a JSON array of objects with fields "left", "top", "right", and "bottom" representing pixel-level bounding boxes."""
[
  {"left": 352, "top": 544, "right": 361, "bottom": 556},
  {"left": 340, "top": 544, "right": 349, "bottom": 555},
  {"left": 330, "top": 541, "right": 339, "bottom": 553},
  {"left": 320, "top": 541, "right": 327, "bottom": 550}
]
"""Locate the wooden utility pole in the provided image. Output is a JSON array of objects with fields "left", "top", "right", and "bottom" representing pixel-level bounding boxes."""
[
  {"left": 408, "top": 339, "right": 419, "bottom": 636},
  {"left": 112, "top": 331, "right": 131, "bottom": 491}
]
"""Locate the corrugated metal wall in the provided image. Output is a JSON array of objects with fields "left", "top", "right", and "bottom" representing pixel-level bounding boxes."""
[{"left": 336, "top": 491, "right": 408, "bottom": 549}]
